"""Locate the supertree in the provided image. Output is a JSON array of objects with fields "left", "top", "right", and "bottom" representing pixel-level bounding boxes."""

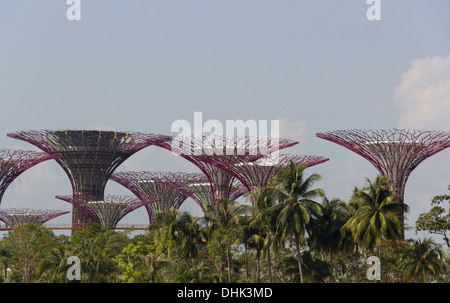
[
  {"left": 187, "top": 181, "right": 247, "bottom": 214},
  {"left": 316, "top": 129, "right": 450, "bottom": 232},
  {"left": 55, "top": 194, "right": 155, "bottom": 229},
  {"left": 0, "top": 149, "right": 56, "bottom": 205},
  {"left": 205, "top": 153, "right": 329, "bottom": 192},
  {"left": 0, "top": 208, "right": 70, "bottom": 228},
  {"left": 110, "top": 171, "right": 208, "bottom": 223},
  {"left": 7, "top": 130, "right": 171, "bottom": 225},
  {"left": 157, "top": 134, "right": 298, "bottom": 207}
]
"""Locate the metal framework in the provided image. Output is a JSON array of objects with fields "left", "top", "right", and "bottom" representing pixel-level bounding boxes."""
[
  {"left": 0, "top": 208, "right": 69, "bottom": 228},
  {"left": 55, "top": 194, "right": 155, "bottom": 229},
  {"left": 316, "top": 129, "right": 450, "bottom": 227},
  {"left": 0, "top": 149, "right": 56, "bottom": 205},
  {"left": 111, "top": 171, "right": 208, "bottom": 223},
  {"left": 187, "top": 182, "right": 247, "bottom": 213},
  {"left": 7, "top": 130, "right": 171, "bottom": 225},
  {"left": 204, "top": 153, "right": 329, "bottom": 192},
  {"left": 156, "top": 135, "right": 298, "bottom": 206}
]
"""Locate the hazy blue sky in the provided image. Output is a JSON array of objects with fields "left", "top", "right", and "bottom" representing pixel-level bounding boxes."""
[{"left": 0, "top": 1, "right": 449, "bottom": 241}]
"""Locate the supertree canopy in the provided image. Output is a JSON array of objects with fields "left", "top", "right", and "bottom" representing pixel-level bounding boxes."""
[
  {"left": 159, "top": 135, "right": 298, "bottom": 206},
  {"left": 316, "top": 129, "right": 450, "bottom": 230},
  {"left": 111, "top": 171, "right": 207, "bottom": 223},
  {"left": 187, "top": 182, "right": 247, "bottom": 214},
  {"left": 0, "top": 149, "right": 56, "bottom": 205},
  {"left": 56, "top": 194, "right": 155, "bottom": 229},
  {"left": 207, "top": 153, "right": 329, "bottom": 192},
  {"left": 0, "top": 208, "right": 69, "bottom": 228},
  {"left": 7, "top": 130, "right": 171, "bottom": 225}
]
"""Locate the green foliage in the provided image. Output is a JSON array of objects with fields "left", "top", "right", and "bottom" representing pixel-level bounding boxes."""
[
  {"left": 66, "top": 224, "right": 131, "bottom": 282},
  {"left": 416, "top": 185, "right": 450, "bottom": 248},
  {"left": 401, "top": 238, "right": 445, "bottom": 282},
  {"left": 117, "top": 240, "right": 169, "bottom": 283},
  {"left": 342, "top": 175, "right": 404, "bottom": 250},
  {"left": 2, "top": 223, "right": 60, "bottom": 282},
  {"left": 268, "top": 161, "right": 324, "bottom": 282},
  {"left": 0, "top": 178, "right": 449, "bottom": 283}
]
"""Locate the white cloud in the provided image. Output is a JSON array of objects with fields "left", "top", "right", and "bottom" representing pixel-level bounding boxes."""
[
  {"left": 394, "top": 54, "right": 450, "bottom": 129},
  {"left": 393, "top": 54, "right": 450, "bottom": 242}
]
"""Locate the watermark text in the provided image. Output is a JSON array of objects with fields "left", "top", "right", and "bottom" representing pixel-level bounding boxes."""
[{"left": 66, "top": 256, "right": 81, "bottom": 281}]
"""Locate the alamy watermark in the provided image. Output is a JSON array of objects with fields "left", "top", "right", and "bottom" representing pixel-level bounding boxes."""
[
  {"left": 66, "top": 256, "right": 81, "bottom": 281},
  {"left": 66, "top": 0, "right": 81, "bottom": 21},
  {"left": 170, "top": 112, "right": 280, "bottom": 160},
  {"left": 366, "top": 0, "right": 381, "bottom": 21},
  {"left": 366, "top": 256, "right": 381, "bottom": 281},
  {"left": 66, "top": 1, "right": 381, "bottom": 22}
]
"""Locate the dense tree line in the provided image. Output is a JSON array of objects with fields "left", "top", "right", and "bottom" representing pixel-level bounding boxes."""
[{"left": 0, "top": 163, "right": 448, "bottom": 283}]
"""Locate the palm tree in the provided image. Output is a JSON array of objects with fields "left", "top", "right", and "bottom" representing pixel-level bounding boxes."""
[
  {"left": 39, "top": 244, "right": 69, "bottom": 282},
  {"left": 152, "top": 208, "right": 198, "bottom": 275},
  {"left": 283, "top": 251, "right": 330, "bottom": 282},
  {"left": 248, "top": 218, "right": 266, "bottom": 283},
  {"left": 340, "top": 197, "right": 364, "bottom": 283},
  {"left": 204, "top": 199, "right": 250, "bottom": 282},
  {"left": 182, "top": 215, "right": 203, "bottom": 262},
  {"left": 269, "top": 162, "right": 324, "bottom": 283},
  {"left": 342, "top": 175, "right": 406, "bottom": 252},
  {"left": 310, "top": 196, "right": 352, "bottom": 282},
  {"left": 245, "top": 185, "right": 278, "bottom": 282},
  {"left": 235, "top": 214, "right": 255, "bottom": 282},
  {"left": 246, "top": 185, "right": 277, "bottom": 215},
  {"left": 402, "top": 238, "right": 444, "bottom": 282}
]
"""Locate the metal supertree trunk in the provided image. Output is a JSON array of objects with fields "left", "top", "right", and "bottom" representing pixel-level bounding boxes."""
[
  {"left": 56, "top": 194, "right": 155, "bottom": 230},
  {"left": 7, "top": 130, "right": 171, "bottom": 226},
  {"left": 0, "top": 208, "right": 69, "bottom": 228},
  {"left": 156, "top": 135, "right": 298, "bottom": 206},
  {"left": 111, "top": 171, "right": 208, "bottom": 223},
  {"left": 0, "top": 149, "right": 56, "bottom": 205},
  {"left": 316, "top": 129, "right": 450, "bottom": 228}
]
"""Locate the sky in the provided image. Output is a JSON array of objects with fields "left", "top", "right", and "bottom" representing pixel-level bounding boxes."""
[{"left": 0, "top": 1, "right": 449, "bottom": 242}]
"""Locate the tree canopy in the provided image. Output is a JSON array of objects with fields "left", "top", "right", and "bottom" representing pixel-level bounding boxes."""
[{"left": 0, "top": 175, "right": 448, "bottom": 283}]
